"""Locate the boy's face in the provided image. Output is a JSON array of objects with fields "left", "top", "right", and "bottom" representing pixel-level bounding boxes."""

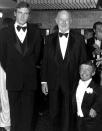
[
  {"left": 80, "top": 64, "right": 95, "bottom": 81},
  {"left": 14, "top": 7, "right": 30, "bottom": 25}
]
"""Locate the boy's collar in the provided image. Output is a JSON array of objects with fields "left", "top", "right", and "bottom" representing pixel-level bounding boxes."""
[{"left": 15, "top": 21, "right": 27, "bottom": 27}]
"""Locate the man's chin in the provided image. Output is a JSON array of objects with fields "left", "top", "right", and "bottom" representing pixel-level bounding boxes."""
[{"left": 81, "top": 79, "right": 87, "bottom": 81}]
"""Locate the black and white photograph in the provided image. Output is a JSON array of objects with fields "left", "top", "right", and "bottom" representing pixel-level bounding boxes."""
[{"left": 0, "top": 0, "right": 102, "bottom": 131}]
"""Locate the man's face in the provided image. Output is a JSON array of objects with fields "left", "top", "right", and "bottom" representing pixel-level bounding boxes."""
[
  {"left": 14, "top": 7, "right": 30, "bottom": 25},
  {"left": 79, "top": 64, "right": 95, "bottom": 81},
  {"left": 95, "top": 25, "right": 102, "bottom": 40},
  {"left": 55, "top": 11, "right": 71, "bottom": 33}
]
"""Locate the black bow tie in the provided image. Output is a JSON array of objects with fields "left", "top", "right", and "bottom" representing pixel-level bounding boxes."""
[
  {"left": 59, "top": 32, "right": 68, "bottom": 38},
  {"left": 17, "top": 25, "right": 27, "bottom": 32}
]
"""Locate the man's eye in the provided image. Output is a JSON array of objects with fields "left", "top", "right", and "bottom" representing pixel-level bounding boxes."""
[{"left": 25, "top": 13, "right": 29, "bottom": 15}]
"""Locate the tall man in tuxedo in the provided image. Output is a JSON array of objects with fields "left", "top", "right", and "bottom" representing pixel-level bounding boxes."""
[
  {"left": 0, "top": 2, "right": 42, "bottom": 131},
  {"left": 41, "top": 10, "right": 88, "bottom": 131}
]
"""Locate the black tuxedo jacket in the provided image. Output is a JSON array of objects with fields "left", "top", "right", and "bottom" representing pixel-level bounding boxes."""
[
  {"left": 41, "top": 30, "right": 87, "bottom": 92},
  {"left": 73, "top": 80, "right": 102, "bottom": 117},
  {"left": 0, "top": 23, "right": 42, "bottom": 91}
]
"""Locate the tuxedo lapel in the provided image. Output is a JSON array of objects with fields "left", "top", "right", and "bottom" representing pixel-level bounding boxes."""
[
  {"left": 82, "top": 80, "right": 95, "bottom": 107},
  {"left": 57, "top": 37, "right": 64, "bottom": 62},
  {"left": 55, "top": 31, "right": 71, "bottom": 63},
  {"left": 51, "top": 33, "right": 62, "bottom": 64},
  {"left": 13, "top": 23, "right": 34, "bottom": 56},
  {"left": 55, "top": 34, "right": 68, "bottom": 64},
  {"left": 64, "top": 31, "right": 75, "bottom": 63},
  {"left": 23, "top": 23, "right": 39, "bottom": 56},
  {"left": 23, "top": 36, "right": 28, "bottom": 56},
  {"left": 9, "top": 25, "right": 23, "bottom": 55},
  {"left": 51, "top": 31, "right": 75, "bottom": 64},
  {"left": 20, "top": 23, "right": 34, "bottom": 55},
  {"left": 15, "top": 36, "right": 23, "bottom": 55},
  {"left": 26, "top": 23, "right": 32, "bottom": 49},
  {"left": 26, "top": 23, "right": 35, "bottom": 50}
]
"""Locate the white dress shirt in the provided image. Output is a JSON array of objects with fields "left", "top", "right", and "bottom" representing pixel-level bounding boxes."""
[
  {"left": 14, "top": 22, "right": 27, "bottom": 43},
  {"left": 59, "top": 30, "right": 69, "bottom": 59},
  {"left": 76, "top": 78, "right": 92, "bottom": 117}
]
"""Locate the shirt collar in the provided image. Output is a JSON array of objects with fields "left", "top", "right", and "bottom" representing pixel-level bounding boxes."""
[
  {"left": 59, "top": 30, "right": 69, "bottom": 34},
  {"left": 14, "top": 22, "right": 27, "bottom": 28},
  {"left": 80, "top": 78, "right": 92, "bottom": 85}
]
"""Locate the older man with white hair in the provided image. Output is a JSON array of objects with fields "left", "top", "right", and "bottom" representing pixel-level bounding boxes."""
[{"left": 41, "top": 10, "right": 88, "bottom": 131}]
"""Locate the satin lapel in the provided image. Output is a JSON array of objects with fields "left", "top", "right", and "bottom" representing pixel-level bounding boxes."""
[
  {"left": 26, "top": 23, "right": 34, "bottom": 54},
  {"left": 9, "top": 25, "right": 23, "bottom": 55},
  {"left": 23, "top": 32, "right": 28, "bottom": 56},
  {"left": 82, "top": 80, "right": 95, "bottom": 105},
  {"left": 50, "top": 33, "right": 60, "bottom": 63},
  {"left": 55, "top": 34, "right": 64, "bottom": 63},
  {"left": 64, "top": 31, "right": 75, "bottom": 63}
]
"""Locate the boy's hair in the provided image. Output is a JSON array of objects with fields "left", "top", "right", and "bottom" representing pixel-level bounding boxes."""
[
  {"left": 79, "top": 60, "right": 96, "bottom": 72},
  {"left": 15, "top": 2, "right": 30, "bottom": 11}
]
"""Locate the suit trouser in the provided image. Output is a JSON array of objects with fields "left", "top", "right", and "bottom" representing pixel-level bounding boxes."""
[
  {"left": 77, "top": 116, "right": 102, "bottom": 131},
  {"left": 8, "top": 90, "right": 35, "bottom": 131},
  {"left": 49, "top": 87, "right": 73, "bottom": 131}
]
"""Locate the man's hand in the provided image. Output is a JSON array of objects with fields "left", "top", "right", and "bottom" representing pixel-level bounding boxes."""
[
  {"left": 93, "top": 44, "right": 101, "bottom": 55},
  {"left": 93, "top": 43, "right": 100, "bottom": 49},
  {"left": 41, "top": 83, "right": 48, "bottom": 95},
  {"left": 93, "top": 48, "right": 101, "bottom": 55},
  {"left": 89, "top": 108, "right": 97, "bottom": 118}
]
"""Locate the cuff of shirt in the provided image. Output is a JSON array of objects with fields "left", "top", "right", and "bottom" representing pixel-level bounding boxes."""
[{"left": 41, "top": 82, "right": 47, "bottom": 84}]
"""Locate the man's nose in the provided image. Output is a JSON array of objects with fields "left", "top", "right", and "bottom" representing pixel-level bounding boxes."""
[{"left": 62, "top": 21, "right": 67, "bottom": 24}]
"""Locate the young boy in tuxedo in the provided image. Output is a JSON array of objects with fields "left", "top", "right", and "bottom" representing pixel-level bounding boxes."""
[{"left": 73, "top": 61, "right": 102, "bottom": 131}]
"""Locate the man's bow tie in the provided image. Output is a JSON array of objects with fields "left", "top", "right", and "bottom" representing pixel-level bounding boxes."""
[
  {"left": 17, "top": 25, "right": 27, "bottom": 32},
  {"left": 59, "top": 32, "right": 68, "bottom": 38}
]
